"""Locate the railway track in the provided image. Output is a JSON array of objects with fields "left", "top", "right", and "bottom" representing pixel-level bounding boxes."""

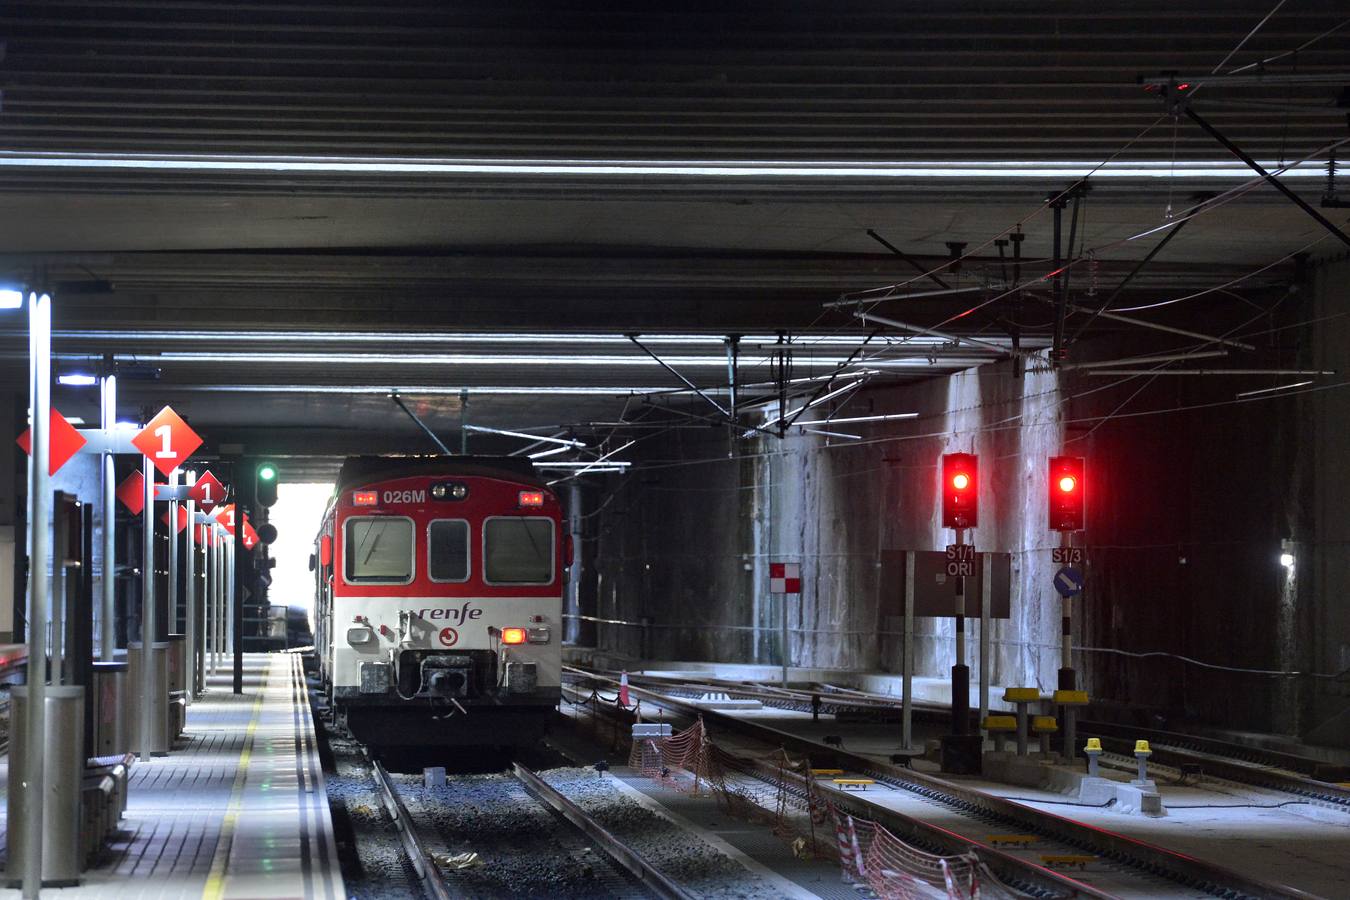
[
  {"left": 1074, "top": 722, "right": 1350, "bottom": 812},
  {"left": 597, "top": 667, "right": 1350, "bottom": 814},
  {"left": 567, "top": 666, "right": 1321, "bottom": 900},
  {"left": 366, "top": 750, "right": 694, "bottom": 899},
  {"left": 368, "top": 755, "right": 451, "bottom": 900}
]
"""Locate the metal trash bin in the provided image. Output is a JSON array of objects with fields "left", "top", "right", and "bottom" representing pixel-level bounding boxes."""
[
  {"left": 166, "top": 634, "right": 187, "bottom": 741},
  {"left": 7, "top": 685, "right": 86, "bottom": 886},
  {"left": 166, "top": 634, "right": 186, "bottom": 693},
  {"left": 91, "top": 661, "right": 129, "bottom": 756},
  {"left": 125, "top": 642, "right": 170, "bottom": 755}
]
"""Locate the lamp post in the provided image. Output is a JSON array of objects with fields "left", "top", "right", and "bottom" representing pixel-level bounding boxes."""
[{"left": 24, "top": 291, "right": 52, "bottom": 898}]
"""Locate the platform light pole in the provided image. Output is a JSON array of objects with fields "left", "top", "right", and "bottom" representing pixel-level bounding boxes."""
[
  {"left": 140, "top": 452, "right": 155, "bottom": 760},
  {"left": 100, "top": 373, "right": 117, "bottom": 660},
  {"left": 184, "top": 477, "right": 196, "bottom": 703},
  {"left": 22, "top": 290, "right": 52, "bottom": 898}
]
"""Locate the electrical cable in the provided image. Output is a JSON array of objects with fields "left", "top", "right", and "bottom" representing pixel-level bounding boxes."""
[{"left": 1187, "top": 0, "right": 1289, "bottom": 101}]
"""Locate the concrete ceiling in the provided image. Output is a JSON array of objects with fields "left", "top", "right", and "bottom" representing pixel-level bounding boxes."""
[{"left": 0, "top": 2, "right": 1345, "bottom": 468}]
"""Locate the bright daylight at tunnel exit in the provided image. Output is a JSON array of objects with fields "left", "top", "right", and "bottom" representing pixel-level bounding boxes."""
[{"left": 1, "top": 3, "right": 1349, "bottom": 899}]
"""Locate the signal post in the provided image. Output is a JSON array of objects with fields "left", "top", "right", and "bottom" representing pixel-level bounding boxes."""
[
  {"left": 1048, "top": 456, "right": 1088, "bottom": 764},
  {"left": 940, "top": 453, "right": 982, "bottom": 774}
]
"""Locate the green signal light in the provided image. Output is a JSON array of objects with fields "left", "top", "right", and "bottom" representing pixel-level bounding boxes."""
[{"left": 258, "top": 463, "right": 278, "bottom": 481}]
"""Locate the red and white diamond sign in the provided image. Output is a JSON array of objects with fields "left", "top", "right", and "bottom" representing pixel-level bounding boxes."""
[
  {"left": 160, "top": 504, "right": 188, "bottom": 535},
  {"left": 188, "top": 469, "right": 226, "bottom": 512},
  {"left": 241, "top": 518, "right": 259, "bottom": 550},
  {"left": 769, "top": 562, "right": 801, "bottom": 594},
  {"left": 131, "top": 406, "right": 203, "bottom": 478},
  {"left": 214, "top": 504, "right": 237, "bottom": 535},
  {"left": 16, "top": 409, "right": 88, "bottom": 476},
  {"left": 116, "top": 470, "right": 146, "bottom": 515}
]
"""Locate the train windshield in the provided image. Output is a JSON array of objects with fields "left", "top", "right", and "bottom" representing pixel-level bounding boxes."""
[
  {"left": 428, "top": 519, "right": 470, "bottom": 582},
  {"left": 484, "top": 517, "right": 554, "bottom": 584},
  {"left": 344, "top": 516, "right": 415, "bottom": 583}
]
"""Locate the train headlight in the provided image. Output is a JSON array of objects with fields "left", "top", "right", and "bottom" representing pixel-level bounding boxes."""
[
  {"left": 431, "top": 481, "right": 469, "bottom": 501},
  {"left": 347, "top": 626, "right": 376, "bottom": 646},
  {"left": 500, "top": 627, "right": 528, "bottom": 645},
  {"left": 527, "top": 626, "right": 551, "bottom": 644}
]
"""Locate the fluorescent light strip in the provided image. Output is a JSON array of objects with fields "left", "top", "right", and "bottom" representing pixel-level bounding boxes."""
[
  {"left": 158, "top": 384, "right": 683, "bottom": 395},
  {"left": 31, "top": 329, "right": 927, "bottom": 347},
  {"left": 818, "top": 413, "right": 920, "bottom": 425},
  {"left": 0, "top": 152, "right": 1325, "bottom": 179},
  {"left": 149, "top": 352, "right": 782, "bottom": 367}
]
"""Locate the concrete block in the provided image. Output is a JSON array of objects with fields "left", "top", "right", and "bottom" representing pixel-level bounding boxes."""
[{"left": 1113, "top": 783, "right": 1164, "bottom": 816}]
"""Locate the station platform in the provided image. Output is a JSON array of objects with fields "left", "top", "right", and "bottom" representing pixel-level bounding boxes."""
[{"left": 0, "top": 653, "right": 345, "bottom": 899}]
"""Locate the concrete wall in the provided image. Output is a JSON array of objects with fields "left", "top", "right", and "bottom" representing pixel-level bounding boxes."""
[
  {"left": 1304, "top": 253, "right": 1350, "bottom": 745},
  {"left": 592, "top": 261, "right": 1350, "bottom": 743}
]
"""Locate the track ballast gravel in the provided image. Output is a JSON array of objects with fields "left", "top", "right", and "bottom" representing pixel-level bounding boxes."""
[
  {"left": 539, "top": 767, "right": 783, "bottom": 900},
  {"left": 322, "top": 730, "right": 428, "bottom": 900},
  {"left": 400, "top": 769, "right": 649, "bottom": 899}
]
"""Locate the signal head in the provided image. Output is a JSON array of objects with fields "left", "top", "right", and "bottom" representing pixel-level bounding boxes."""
[
  {"left": 1048, "top": 456, "right": 1085, "bottom": 532},
  {"left": 941, "top": 453, "right": 979, "bottom": 530},
  {"left": 256, "top": 460, "right": 280, "bottom": 507}
]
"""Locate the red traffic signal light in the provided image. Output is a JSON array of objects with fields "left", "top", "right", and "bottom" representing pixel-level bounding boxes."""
[
  {"left": 1049, "top": 456, "right": 1085, "bottom": 532},
  {"left": 941, "top": 453, "right": 978, "bottom": 529}
]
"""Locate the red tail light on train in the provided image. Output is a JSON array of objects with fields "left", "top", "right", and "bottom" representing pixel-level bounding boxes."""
[{"left": 518, "top": 490, "right": 544, "bottom": 508}]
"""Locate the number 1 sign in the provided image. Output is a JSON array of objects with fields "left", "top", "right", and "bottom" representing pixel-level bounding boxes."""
[
  {"left": 131, "top": 406, "right": 203, "bottom": 477},
  {"left": 189, "top": 469, "right": 226, "bottom": 512}
]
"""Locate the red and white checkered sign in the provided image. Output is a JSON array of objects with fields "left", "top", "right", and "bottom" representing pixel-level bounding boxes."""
[{"left": 769, "top": 562, "right": 801, "bottom": 594}]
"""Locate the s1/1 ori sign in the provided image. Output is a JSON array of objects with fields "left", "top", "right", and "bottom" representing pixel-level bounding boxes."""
[{"left": 879, "top": 550, "right": 1013, "bottom": 618}]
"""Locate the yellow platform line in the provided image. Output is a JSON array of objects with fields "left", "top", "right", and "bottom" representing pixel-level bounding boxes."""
[{"left": 202, "top": 664, "right": 271, "bottom": 900}]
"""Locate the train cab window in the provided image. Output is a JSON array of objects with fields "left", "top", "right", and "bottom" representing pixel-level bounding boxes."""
[
  {"left": 344, "top": 516, "right": 415, "bottom": 584},
  {"left": 484, "top": 517, "right": 554, "bottom": 584},
  {"left": 428, "top": 519, "right": 470, "bottom": 582}
]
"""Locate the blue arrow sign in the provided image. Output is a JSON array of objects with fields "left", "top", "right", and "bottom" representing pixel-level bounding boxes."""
[{"left": 1054, "top": 566, "right": 1084, "bottom": 598}]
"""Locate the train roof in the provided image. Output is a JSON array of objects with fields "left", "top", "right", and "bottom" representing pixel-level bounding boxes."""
[{"left": 333, "top": 455, "right": 547, "bottom": 494}]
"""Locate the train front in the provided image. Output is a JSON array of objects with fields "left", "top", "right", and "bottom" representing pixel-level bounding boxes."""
[{"left": 319, "top": 461, "right": 564, "bottom": 749}]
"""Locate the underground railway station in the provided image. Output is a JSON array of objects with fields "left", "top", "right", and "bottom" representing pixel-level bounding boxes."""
[{"left": 3, "top": 3, "right": 1350, "bottom": 899}]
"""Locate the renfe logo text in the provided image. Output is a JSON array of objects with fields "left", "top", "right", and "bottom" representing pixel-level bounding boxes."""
[{"left": 414, "top": 601, "right": 483, "bottom": 625}]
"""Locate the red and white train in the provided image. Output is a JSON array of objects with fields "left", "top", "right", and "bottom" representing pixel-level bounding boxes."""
[{"left": 312, "top": 456, "right": 564, "bottom": 748}]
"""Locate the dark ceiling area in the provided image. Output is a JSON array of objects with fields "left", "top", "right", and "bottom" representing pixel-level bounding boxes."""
[{"left": 0, "top": 1, "right": 1346, "bottom": 466}]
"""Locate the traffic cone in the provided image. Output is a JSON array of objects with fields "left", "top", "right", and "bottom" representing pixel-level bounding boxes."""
[{"left": 619, "top": 671, "right": 631, "bottom": 707}]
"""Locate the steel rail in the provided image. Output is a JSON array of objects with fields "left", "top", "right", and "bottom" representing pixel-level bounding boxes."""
[
  {"left": 511, "top": 763, "right": 696, "bottom": 900},
  {"left": 718, "top": 744, "right": 1109, "bottom": 900},
  {"left": 567, "top": 670, "right": 1318, "bottom": 900},
  {"left": 561, "top": 679, "right": 1100, "bottom": 899},
  {"left": 368, "top": 756, "right": 457, "bottom": 900},
  {"left": 1076, "top": 719, "right": 1340, "bottom": 778}
]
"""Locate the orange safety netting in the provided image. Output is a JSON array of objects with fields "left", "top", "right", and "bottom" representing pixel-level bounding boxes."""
[{"left": 628, "top": 717, "right": 1023, "bottom": 900}]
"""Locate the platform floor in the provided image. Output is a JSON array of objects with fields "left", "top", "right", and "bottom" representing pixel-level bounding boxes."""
[{"left": 0, "top": 653, "right": 345, "bottom": 900}]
